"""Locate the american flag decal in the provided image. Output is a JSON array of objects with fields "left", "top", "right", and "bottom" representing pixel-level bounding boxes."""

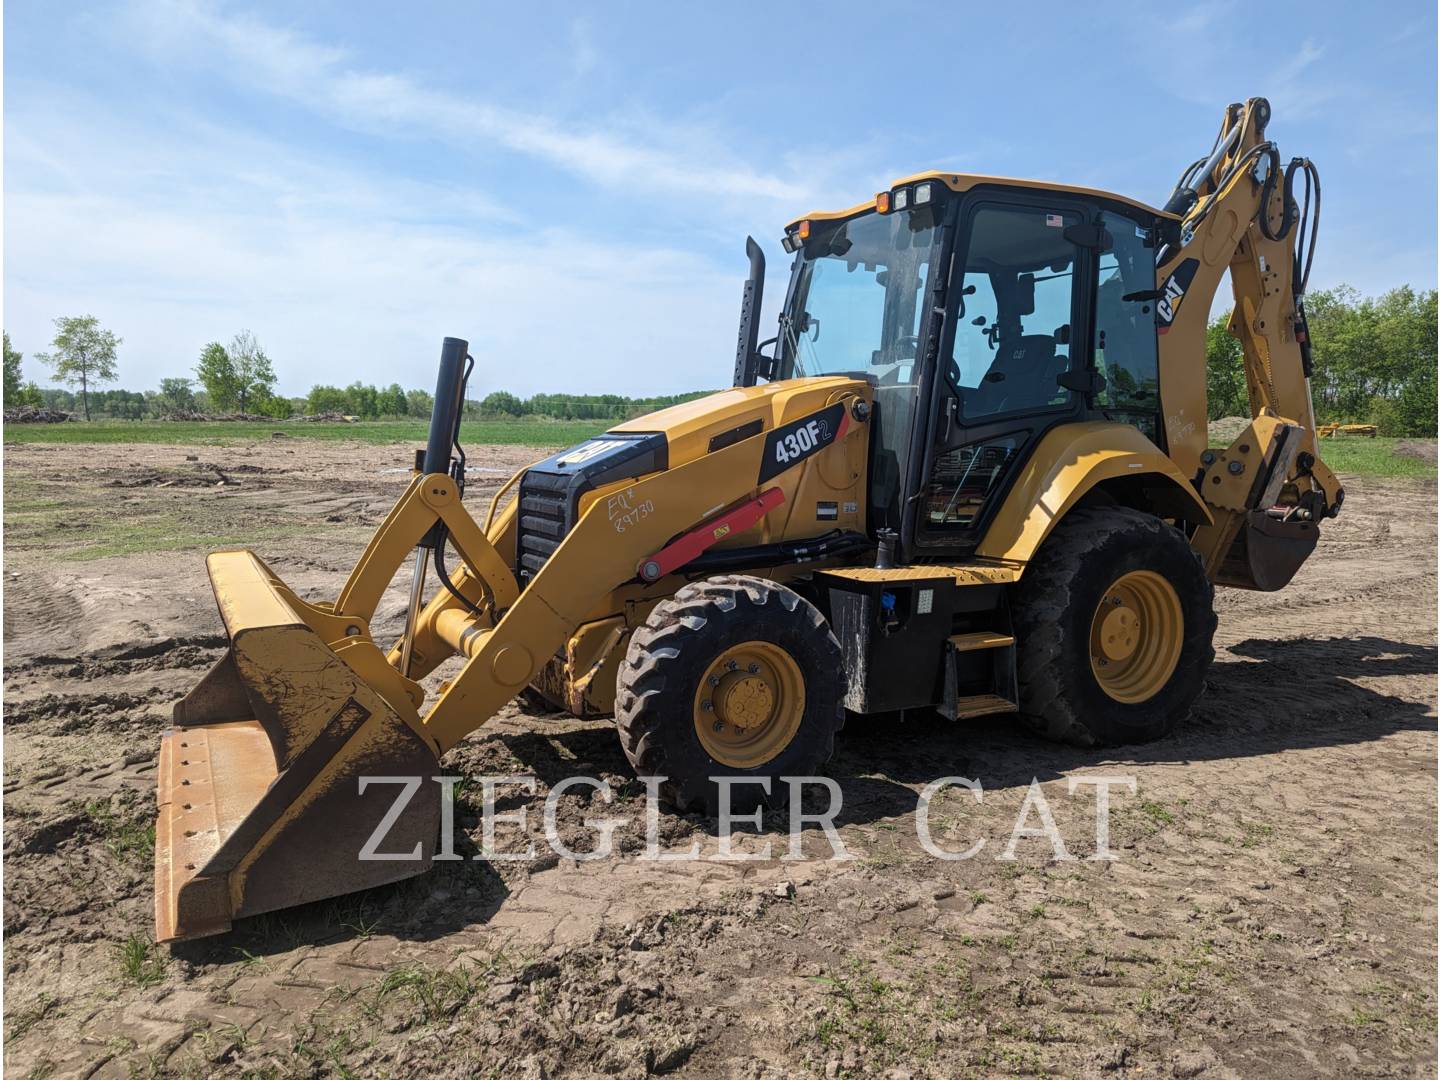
[{"left": 1045, "top": 213, "right": 1064, "bottom": 227}]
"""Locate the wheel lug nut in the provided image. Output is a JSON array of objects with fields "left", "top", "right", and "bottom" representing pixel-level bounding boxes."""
[
  {"left": 747, "top": 663, "right": 759, "bottom": 674},
  {"left": 701, "top": 699, "right": 713, "bottom": 711},
  {"left": 713, "top": 720, "right": 724, "bottom": 733},
  {"left": 726, "top": 660, "right": 738, "bottom": 671},
  {"left": 708, "top": 675, "right": 721, "bottom": 687}
]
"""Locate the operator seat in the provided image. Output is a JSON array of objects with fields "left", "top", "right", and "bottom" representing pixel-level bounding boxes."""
[{"left": 968, "top": 333, "right": 1063, "bottom": 414}]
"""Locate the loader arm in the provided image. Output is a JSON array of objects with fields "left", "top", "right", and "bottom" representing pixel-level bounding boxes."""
[
  {"left": 154, "top": 351, "right": 869, "bottom": 940},
  {"left": 418, "top": 427, "right": 799, "bottom": 753},
  {"left": 1152, "top": 97, "right": 1342, "bottom": 589}
]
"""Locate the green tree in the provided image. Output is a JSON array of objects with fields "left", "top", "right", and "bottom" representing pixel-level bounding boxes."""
[
  {"left": 256, "top": 393, "right": 293, "bottom": 419},
  {"left": 4, "top": 332, "right": 23, "bottom": 401},
  {"left": 344, "top": 381, "right": 378, "bottom": 418},
  {"left": 307, "top": 384, "right": 349, "bottom": 414},
  {"left": 480, "top": 390, "right": 525, "bottom": 417},
  {"left": 1305, "top": 284, "right": 1438, "bottom": 435},
  {"left": 156, "top": 377, "right": 197, "bottom": 414},
  {"left": 227, "top": 330, "right": 277, "bottom": 412},
  {"left": 35, "top": 315, "right": 121, "bottom": 420},
  {"left": 40, "top": 387, "right": 75, "bottom": 411},
  {"left": 378, "top": 383, "right": 408, "bottom": 417},
  {"left": 102, "top": 389, "right": 147, "bottom": 419},
  {"left": 1204, "top": 311, "right": 1247, "bottom": 420},
  {"left": 405, "top": 388, "right": 434, "bottom": 418},
  {"left": 3, "top": 333, "right": 43, "bottom": 408},
  {"left": 194, "top": 332, "right": 278, "bottom": 413},
  {"left": 195, "top": 342, "right": 238, "bottom": 410}
]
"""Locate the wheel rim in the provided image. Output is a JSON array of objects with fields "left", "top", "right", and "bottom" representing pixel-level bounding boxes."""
[
  {"left": 693, "top": 640, "right": 806, "bottom": 768},
  {"left": 1088, "top": 570, "right": 1184, "bottom": 704}
]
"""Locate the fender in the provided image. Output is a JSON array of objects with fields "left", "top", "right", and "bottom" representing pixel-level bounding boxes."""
[{"left": 976, "top": 422, "right": 1212, "bottom": 565}]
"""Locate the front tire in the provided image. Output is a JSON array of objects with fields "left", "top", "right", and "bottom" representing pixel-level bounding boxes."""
[
  {"left": 1014, "top": 507, "right": 1216, "bottom": 746},
  {"left": 614, "top": 575, "right": 844, "bottom": 815}
]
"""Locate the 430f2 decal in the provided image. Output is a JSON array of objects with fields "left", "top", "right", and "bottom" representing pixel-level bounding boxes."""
[{"left": 757, "top": 402, "right": 848, "bottom": 483}]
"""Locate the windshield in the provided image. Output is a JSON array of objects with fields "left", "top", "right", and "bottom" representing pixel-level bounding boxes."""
[{"left": 780, "top": 206, "right": 941, "bottom": 382}]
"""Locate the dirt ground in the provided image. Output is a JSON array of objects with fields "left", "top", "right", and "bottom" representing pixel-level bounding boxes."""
[{"left": 2, "top": 438, "right": 1436, "bottom": 1079}]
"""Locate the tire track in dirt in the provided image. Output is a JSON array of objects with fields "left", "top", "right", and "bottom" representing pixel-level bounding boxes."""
[{"left": 1, "top": 446, "right": 1433, "bottom": 1079}]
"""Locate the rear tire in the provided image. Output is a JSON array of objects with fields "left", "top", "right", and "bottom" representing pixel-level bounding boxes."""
[
  {"left": 615, "top": 575, "right": 844, "bottom": 815},
  {"left": 1014, "top": 507, "right": 1215, "bottom": 746}
]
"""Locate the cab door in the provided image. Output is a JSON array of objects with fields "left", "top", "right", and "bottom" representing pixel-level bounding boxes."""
[{"left": 910, "top": 192, "right": 1097, "bottom": 553}]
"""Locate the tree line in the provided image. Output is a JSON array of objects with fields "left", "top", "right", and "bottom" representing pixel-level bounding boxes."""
[
  {"left": 1205, "top": 284, "right": 1436, "bottom": 436},
  {"left": 3, "top": 319, "right": 713, "bottom": 422},
  {"left": 6, "top": 285, "right": 1436, "bottom": 434}
]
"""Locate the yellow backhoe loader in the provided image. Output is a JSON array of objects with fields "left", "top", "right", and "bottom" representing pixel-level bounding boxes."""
[{"left": 155, "top": 97, "right": 1342, "bottom": 941}]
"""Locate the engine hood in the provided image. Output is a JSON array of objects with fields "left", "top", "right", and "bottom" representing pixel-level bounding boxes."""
[{"left": 609, "top": 376, "right": 869, "bottom": 470}]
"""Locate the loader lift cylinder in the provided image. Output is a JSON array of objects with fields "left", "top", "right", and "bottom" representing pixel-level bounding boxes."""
[
  {"left": 401, "top": 336, "right": 470, "bottom": 676},
  {"left": 424, "top": 336, "right": 470, "bottom": 480}
]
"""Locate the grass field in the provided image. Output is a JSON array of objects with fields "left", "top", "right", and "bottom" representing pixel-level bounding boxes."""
[
  {"left": 1301, "top": 436, "right": 1436, "bottom": 478},
  {"left": 0, "top": 417, "right": 610, "bottom": 447},
  {"left": 3, "top": 419, "right": 1434, "bottom": 477}
]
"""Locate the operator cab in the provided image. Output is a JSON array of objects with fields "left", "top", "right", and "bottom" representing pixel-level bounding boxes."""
[{"left": 747, "top": 172, "right": 1172, "bottom": 560}]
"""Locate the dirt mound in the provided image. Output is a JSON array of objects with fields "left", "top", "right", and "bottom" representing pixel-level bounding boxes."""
[
  {"left": 1396, "top": 440, "right": 1438, "bottom": 464},
  {"left": 4, "top": 406, "right": 74, "bottom": 423},
  {"left": 8, "top": 635, "right": 226, "bottom": 680},
  {"left": 106, "top": 461, "right": 271, "bottom": 488},
  {"left": 1208, "top": 415, "right": 1250, "bottom": 442},
  {"left": 3, "top": 688, "right": 170, "bottom": 734}
]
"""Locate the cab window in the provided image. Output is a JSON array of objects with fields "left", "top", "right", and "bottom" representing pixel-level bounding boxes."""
[
  {"left": 1093, "top": 211, "right": 1161, "bottom": 439},
  {"left": 946, "top": 205, "right": 1082, "bottom": 421}
]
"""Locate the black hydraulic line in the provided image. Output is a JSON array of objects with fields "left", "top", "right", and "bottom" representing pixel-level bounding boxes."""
[
  {"left": 1292, "top": 159, "right": 1321, "bottom": 294},
  {"left": 433, "top": 522, "right": 487, "bottom": 617},
  {"left": 449, "top": 353, "right": 475, "bottom": 495},
  {"left": 430, "top": 350, "right": 488, "bottom": 617},
  {"left": 685, "top": 530, "right": 871, "bottom": 575},
  {"left": 1256, "top": 147, "right": 1293, "bottom": 241}
]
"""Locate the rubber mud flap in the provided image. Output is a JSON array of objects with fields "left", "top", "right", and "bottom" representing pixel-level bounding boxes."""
[{"left": 155, "top": 552, "right": 442, "bottom": 943}]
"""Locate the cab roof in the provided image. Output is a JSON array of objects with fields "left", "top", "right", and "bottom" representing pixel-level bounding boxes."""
[{"left": 784, "top": 170, "right": 1178, "bottom": 230}]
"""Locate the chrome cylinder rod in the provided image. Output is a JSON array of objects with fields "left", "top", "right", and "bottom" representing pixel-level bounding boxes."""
[{"left": 399, "top": 546, "right": 430, "bottom": 678}]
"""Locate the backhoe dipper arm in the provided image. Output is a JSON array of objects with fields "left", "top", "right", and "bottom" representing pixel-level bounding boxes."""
[{"left": 1152, "top": 97, "right": 1342, "bottom": 589}]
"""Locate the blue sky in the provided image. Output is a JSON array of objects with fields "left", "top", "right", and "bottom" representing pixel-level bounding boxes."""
[{"left": 5, "top": 1, "right": 1436, "bottom": 398}]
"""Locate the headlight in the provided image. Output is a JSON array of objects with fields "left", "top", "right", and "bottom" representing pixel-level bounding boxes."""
[
  {"left": 893, "top": 187, "right": 910, "bottom": 211},
  {"left": 915, "top": 182, "right": 932, "bottom": 205}
]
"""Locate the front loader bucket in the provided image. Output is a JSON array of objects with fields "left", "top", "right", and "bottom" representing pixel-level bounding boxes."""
[{"left": 155, "top": 551, "right": 441, "bottom": 942}]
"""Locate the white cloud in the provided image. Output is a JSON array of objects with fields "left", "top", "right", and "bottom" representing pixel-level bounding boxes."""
[
  {"left": 3, "top": 98, "right": 743, "bottom": 397},
  {"left": 121, "top": 0, "right": 809, "bottom": 203}
]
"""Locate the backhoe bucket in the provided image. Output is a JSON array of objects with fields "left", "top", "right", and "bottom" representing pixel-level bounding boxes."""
[{"left": 155, "top": 550, "right": 441, "bottom": 942}]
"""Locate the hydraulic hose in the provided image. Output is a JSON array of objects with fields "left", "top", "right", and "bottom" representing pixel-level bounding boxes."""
[
  {"left": 1291, "top": 158, "right": 1321, "bottom": 294},
  {"left": 433, "top": 522, "right": 488, "bottom": 618},
  {"left": 433, "top": 350, "right": 489, "bottom": 618}
]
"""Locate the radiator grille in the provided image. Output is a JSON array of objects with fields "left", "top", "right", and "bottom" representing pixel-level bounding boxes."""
[{"left": 516, "top": 475, "right": 571, "bottom": 586}]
